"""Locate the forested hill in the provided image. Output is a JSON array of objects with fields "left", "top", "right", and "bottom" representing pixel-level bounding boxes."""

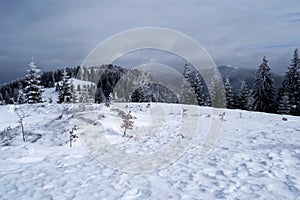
[
  {"left": 217, "top": 65, "right": 283, "bottom": 93},
  {"left": 1, "top": 62, "right": 299, "bottom": 116},
  {"left": 0, "top": 64, "right": 283, "bottom": 101}
]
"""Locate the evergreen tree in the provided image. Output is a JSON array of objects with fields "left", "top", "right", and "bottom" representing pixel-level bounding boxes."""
[
  {"left": 127, "top": 68, "right": 152, "bottom": 102},
  {"left": 77, "top": 84, "right": 81, "bottom": 92},
  {"left": 80, "top": 84, "right": 94, "bottom": 103},
  {"left": 17, "top": 89, "right": 26, "bottom": 104},
  {"left": 95, "top": 86, "right": 106, "bottom": 103},
  {"left": 76, "top": 68, "right": 83, "bottom": 80},
  {"left": 204, "top": 94, "right": 211, "bottom": 107},
  {"left": 281, "top": 49, "right": 300, "bottom": 115},
  {"left": 55, "top": 82, "right": 60, "bottom": 92},
  {"left": 251, "top": 57, "right": 275, "bottom": 112},
  {"left": 209, "top": 69, "right": 226, "bottom": 108},
  {"left": 181, "top": 61, "right": 197, "bottom": 105},
  {"left": 0, "top": 93, "right": 3, "bottom": 104},
  {"left": 193, "top": 71, "right": 204, "bottom": 106},
  {"left": 57, "top": 70, "right": 73, "bottom": 103},
  {"left": 83, "top": 67, "right": 89, "bottom": 81},
  {"left": 138, "top": 69, "right": 151, "bottom": 102},
  {"left": 90, "top": 68, "right": 97, "bottom": 83},
  {"left": 237, "top": 81, "right": 250, "bottom": 110},
  {"left": 277, "top": 90, "right": 291, "bottom": 115},
  {"left": 88, "top": 84, "right": 96, "bottom": 99},
  {"left": 224, "top": 78, "right": 235, "bottom": 109},
  {"left": 70, "top": 83, "right": 79, "bottom": 103},
  {"left": 3, "top": 90, "right": 10, "bottom": 104},
  {"left": 24, "top": 59, "right": 43, "bottom": 104}
]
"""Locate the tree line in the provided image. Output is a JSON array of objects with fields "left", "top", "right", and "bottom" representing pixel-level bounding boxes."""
[
  {"left": 0, "top": 63, "right": 80, "bottom": 104},
  {"left": 0, "top": 49, "right": 299, "bottom": 116}
]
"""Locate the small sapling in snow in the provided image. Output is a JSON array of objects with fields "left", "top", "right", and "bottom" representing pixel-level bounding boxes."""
[
  {"left": 14, "top": 107, "right": 27, "bottom": 141},
  {"left": 69, "top": 126, "right": 79, "bottom": 147},
  {"left": 121, "top": 111, "right": 134, "bottom": 137}
]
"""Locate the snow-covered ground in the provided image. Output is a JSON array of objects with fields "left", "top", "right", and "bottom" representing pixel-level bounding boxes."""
[{"left": 0, "top": 101, "right": 299, "bottom": 199}]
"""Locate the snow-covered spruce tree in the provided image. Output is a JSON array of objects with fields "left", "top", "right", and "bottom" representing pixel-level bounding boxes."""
[
  {"left": 17, "top": 90, "right": 26, "bottom": 104},
  {"left": 277, "top": 89, "right": 291, "bottom": 115},
  {"left": 137, "top": 69, "right": 151, "bottom": 102},
  {"left": 203, "top": 94, "right": 211, "bottom": 107},
  {"left": 281, "top": 49, "right": 300, "bottom": 115},
  {"left": 0, "top": 93, "right": 3, "bottom": 105},
  {"left": 95, "top": 86, "right": 106, "bottom": 103},
  {"left": 181, "top": 61, "right": 197, "bottom": 105},
  {"left": 193, "top": 71, "right": 204, "bottom": 106},
  {"left": 24, "top": 59, "right": 43, "bottom": 104},
  {"left": 127, "top": 68, "right": 152, "bottom": 102},
  {"left": 79, "top": 84, "right": 94, "bottom": 103},
  {"left": 57, "top": 70, "right": 73, "bottom": 103},
  {"left": 55, "top": 82, "right": 60, "bottom": 92},
  {"left": 17, "top": 82, "right": 26, "bottom": 104},
  {"left": 237, "top": 81, "right": 250, "bottom": 110},
  {"left": 224, "top": 78, "right": 235, "bottom": 109},
  {"left": 209, "top": 69, "right": 226, "bottom": 108},
  {"left": 251, "top": 57, "right": 275, "bottom": 113},
  {"left": 71, "top": 83, "right": 80, "bottom": 103}
]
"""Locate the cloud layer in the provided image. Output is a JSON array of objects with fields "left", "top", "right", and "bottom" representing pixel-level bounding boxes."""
[{"left": 0, "top": 0, "right": 299, "bottom": 83}]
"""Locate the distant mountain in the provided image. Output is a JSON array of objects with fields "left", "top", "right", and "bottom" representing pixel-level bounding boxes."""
[{"left": 217, "top": 65, "right": 283, "bottom": 94}]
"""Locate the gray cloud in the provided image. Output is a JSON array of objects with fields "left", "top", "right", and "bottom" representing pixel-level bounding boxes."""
[{"left": 0, "top": 0, "right": 300, "bottom": 83}]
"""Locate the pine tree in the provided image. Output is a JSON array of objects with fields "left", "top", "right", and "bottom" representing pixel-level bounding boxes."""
[
  {"left": 281, "top": 49, "right": 300, "bottom": 115},
  {"left": 3, "top": 90, "right": 10, "bottom": 104},
  {"left": 55, "top": 82, "right": 60, "bottom": 92},
  {"left": 181, "top": 61, "right": 197, "bottom": 105},
  {"left": 204, "top": 94, "right": 211, "bottom": 107},
  {"left": 237, "top": 81, "right": 250, "bottom": 110},
  {"left": 138, "top": 69, "right": 151, "bottom": 102},
  {"left": 0, "top": 93, "right": 3, "bottom": 104},
  {"left": 83, "top": 67, "right": 89, "bottom": 81},
  {"left": 71, "top": 83, "right": 79, "bottom": 103},
  {"left": 57, "top": 70, "right": 73, "bottom": 103},
  {"left": 95, "top": 86, "right": 106, "bottom": 103},
  {"left": 17, "top": 89, "right": 26, "bottom": 104},
  {"left": 277, "top": 90, "right": 291, "bottom": 115},
  {"left": 209, "top": 69, "right": 226, "bottom": 108},
  {"left": 77, "top": 84, "right": 81, "bottom": 92},
  {"left": 24, "top": 59, "right": 43, "bottom": 104},
  {"left": 224, "top": 78, "right": 235, "bottom": 109},
  {"left": 251, "top": 57, "right": 275, "bottom": 112},
  {"left": 76, "top": 68, "right": 83, "bottom": 80},
  {"left": 193, "top": 71, "right": 204, "bottom": 106},
  {"left": 79, "top": 84, "right": 94, "bottom": 103},
  {"left": 127, "top": 68, "right": 152, "bottom": 102}
]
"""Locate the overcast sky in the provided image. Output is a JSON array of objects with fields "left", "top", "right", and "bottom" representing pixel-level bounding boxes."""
[{"left": 1, "top": 0, "right": 300, "bottom": 83}]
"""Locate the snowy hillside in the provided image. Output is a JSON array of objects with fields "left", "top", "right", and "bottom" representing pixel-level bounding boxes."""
[
  {"left": 0, "top": 102, "right": 299, "bottom": 199},
  {"left": 41, "top": 78, "right": 95, "bottom": 103}
]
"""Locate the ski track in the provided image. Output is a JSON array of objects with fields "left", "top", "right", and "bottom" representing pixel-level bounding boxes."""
[{"left": 0, "top": 103, "right": 300, "bottom": 199}]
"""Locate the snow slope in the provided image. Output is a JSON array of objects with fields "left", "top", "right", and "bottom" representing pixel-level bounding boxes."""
[
  {"left": 41, "top": 78, "right": 95, "bottom": 103},
  {"left": 0, "top": 102, "right": 299, "bottom": 199}
]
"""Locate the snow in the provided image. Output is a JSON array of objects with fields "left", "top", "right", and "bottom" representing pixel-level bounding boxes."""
[
  {"left": 42, "top": 78, "right": 95, "bottom": 103},
  {"left": 42, "top": 87, "right": 57, "bottom": 103},
  {"left": 0, "top": 101, "right": 300, "bottom": 199}
]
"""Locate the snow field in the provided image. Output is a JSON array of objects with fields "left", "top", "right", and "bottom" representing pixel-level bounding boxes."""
[{"left": 0, "top": 102, "right": 299, "bottom": 199}]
